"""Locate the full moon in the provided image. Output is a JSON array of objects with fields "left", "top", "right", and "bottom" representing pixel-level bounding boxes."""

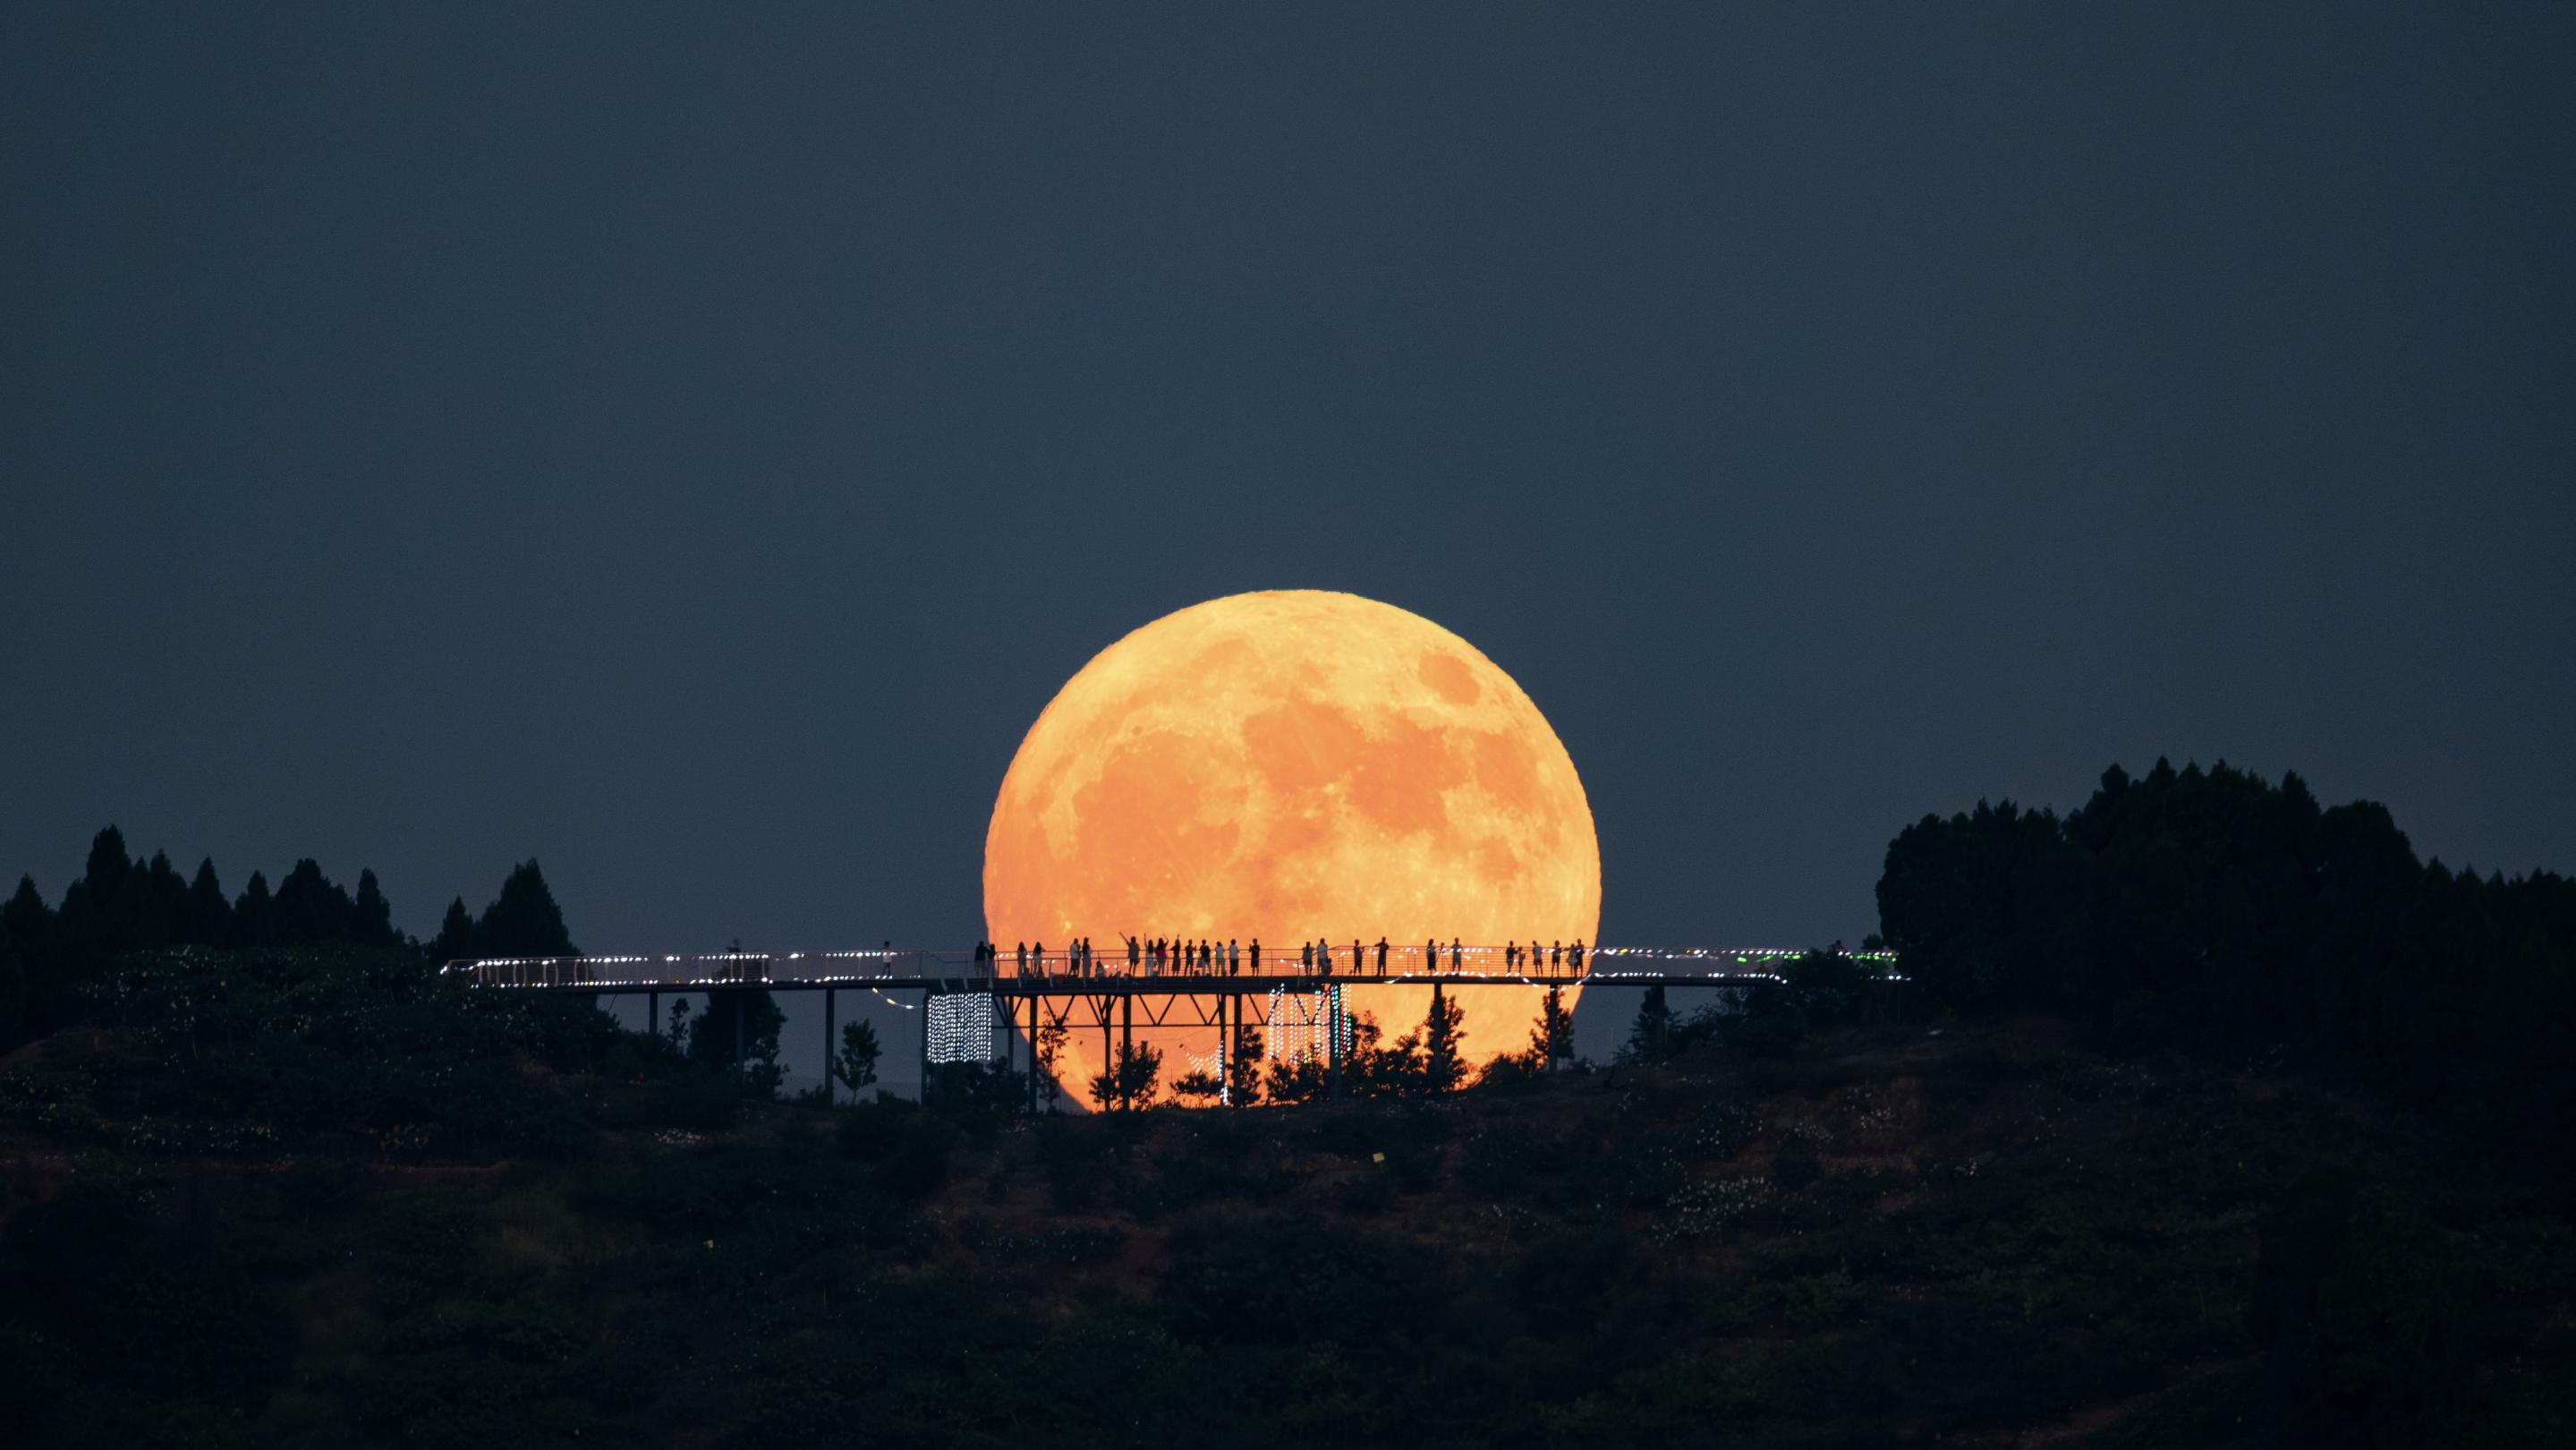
[{"left": 983, "top": 589, "right": 1601, "bottom": 1102}]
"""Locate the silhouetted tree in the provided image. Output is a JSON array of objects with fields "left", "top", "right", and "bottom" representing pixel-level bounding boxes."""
[
  {"left": 105, "top": 850, "right": 180, "bottom": 952},
  {"left": 471, "top": 859, "right": 575, "bottom": 958},
  {"left": 837, "top": 1019, "right": 883, "bottom": 1094},
  {"left": 4, "top": 875, "right": 52, "bottom": 1002},
  {"left": 1090, "top": 1040, "right": 1163, "bottom": 1111},
  {"left": 234, "top": 871, "right": 273, "bottom": 947},
  {"left": 428, "top": 897, "right": 474, "bottom": 963},
  {"left": 1529, "top": 985, "right": 1573, "bottom": 1069},
  {"left": 1621, "top": 984, "right": 1674, "bottom": 1063},
  {"left": 180, "top": 857, "right": 235, "bottom": 947},
  {"left": 688, "top": 988, "right": 786, "bottom": 1096},
  {"left": 1335, "top": 1011, "right": 1415, "bottom": 1096},
  {"left": 0, "top": 928, "right": 23, "bottom": 1039},
  {"left": 1264, "top": 1054, "right": 1327, "bottom": 1105},
  {"left": 1169, "top": 1067, "right": 1224, "bottom": 1105},
  {"left": 1032, "top": 1017, "right": 1068, "bottom": 1112},
  {"left": 353, "top": 868, "right": 395, "bottom": 947},
  {"left": 270, "top": 859, "right": 356, "bottom": 943},
  {"left": 82, "top": 826, "right": 129, "bottom": 902},
  {"left": 1227, "top": 1022, "right": 1265, "bottom": 1105},
  {"left": 1875, "top": 758, "right": 2576, "bottom": 1171},
  {"left": 1418, "top": 981, "right": 1466, "bottom": 1091}
]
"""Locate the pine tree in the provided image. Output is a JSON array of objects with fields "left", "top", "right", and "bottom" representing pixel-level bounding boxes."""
[
  {"left": 472, "top": 860, "right": 576, "bottom": 958},
  {"left": 1622, "top": 984, "right": 1673, "bottom": 1063},
  {"left": 1420, "top": 981, "right": 1467, "bottom": 1092},
  {"left": 353, "top": 869, "right": 395, "bottom": 947},
  {"left": 235, "top": 871, "right": 273, "bottom": 947},
  {"left": 181, "top": 858, "right": 235, "bottom": 947},
  {"left": 4, "top": 875, "right": 52, "bottom": 976},
  {"left": 1227, "top": 1022, "right": 1265, "bottom": 1105},
  {"left": 1528, "top": 984, "right": 1574, "bottom": 1069},
  {"left": 83, "top": 826, "right": 130, "bottom": 900},
  {"left": 0, "top": 928, "right": 24, "bottom": 1039},
  {"left": 429, "top": 897, "right": 475, "bottom": 962},
  {"left": 1033, "top": 1018, "right": 1068, "bottom": 1112},
  {"left": 270, "top": 859, "right": 355, "bottom": 943},
  {"left": 40, "top": 878, "right": 104, "bottom": 1021},
  {"left": 124, "top": 851, "right": 185, "bottom": 951},
  {"left": 97, "top": 842, "right": 174, "bottom": 955}
]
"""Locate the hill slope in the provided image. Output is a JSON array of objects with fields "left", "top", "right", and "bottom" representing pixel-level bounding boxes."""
[{"left": 5, "top": 999, "right": 2572, "bottom": 1448}]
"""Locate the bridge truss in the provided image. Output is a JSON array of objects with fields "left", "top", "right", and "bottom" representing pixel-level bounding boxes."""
[{"left": 443, "top": 946, "right": 1898, "bottom": 1110}]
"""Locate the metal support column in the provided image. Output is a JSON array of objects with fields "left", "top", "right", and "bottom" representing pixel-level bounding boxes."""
[
  {"left": 1098, "top": 994, "right": 1113, "bottom": 1099},
  {"left": 822, "top": 987, "right": 836, "bottom": 1106},
  {"left": 919, "top": 988, "right": 931, "bottom": 1103},
  {"left": 1025, "top": 992, "right": 1040, "bottom": 1116},
  {"left": 1119, "top": 993, "right": 1133, "bottom": 1111},
  {"left": 733, "top": 988, "right": 745, "bottom": 1065}
]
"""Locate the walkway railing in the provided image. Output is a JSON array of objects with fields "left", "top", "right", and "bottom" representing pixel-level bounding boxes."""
[{"left": 442, "top": 946, "right": 1897, "bottom": 991}]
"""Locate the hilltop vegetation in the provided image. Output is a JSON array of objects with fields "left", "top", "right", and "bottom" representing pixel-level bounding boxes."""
[
  {"left": 4, "top": 961, "right": 2569, "bottom": 1449},
  {"left": 1875, "top": 760, "right": 2576, "bottom": 1182},
  {"left": 1, "top": 762, "right": 2572, "bottom": 1447}
]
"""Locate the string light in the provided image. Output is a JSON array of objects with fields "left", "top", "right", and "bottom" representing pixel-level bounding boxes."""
[
  {"left": 925, "top": 993, "right": 995, "bottom": 1064},
  {"left": 452, "top": 943, "right": 1902, "bottom": 989},
  {"left": 1262, "top": 985, "right": 1349, "bottom": 1065}
]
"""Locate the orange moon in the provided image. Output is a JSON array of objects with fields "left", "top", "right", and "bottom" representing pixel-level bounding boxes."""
[{"left": 983, "top": 589, "right": 1600, "bottom": 1103}]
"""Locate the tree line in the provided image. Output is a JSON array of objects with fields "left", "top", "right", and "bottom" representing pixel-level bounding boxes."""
[
  {"left": 0, "top": 824, "right": 574, "bottom": 1039},
  {"left": 1875, "top": 758, "right": 2576, "bottom": 1164}
]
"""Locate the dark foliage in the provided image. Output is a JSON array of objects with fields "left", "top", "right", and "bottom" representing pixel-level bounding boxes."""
[
  {"left": 467, "top": 859, "right": 575, "bottom": 959},
  {"left": 0, "top": 827, "right": 587, "bottom": 1045},
  {"left": 1876, "top": 760, "right": 2576, "bottom": 1173}
]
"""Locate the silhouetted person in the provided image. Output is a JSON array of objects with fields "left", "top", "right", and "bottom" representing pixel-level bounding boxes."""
[
  {"left": 1451, "top": 938, "right": 1462, "bottom": 969},
  {"left": 1302, "top": 940, "right": 1314, "bottom": 973},
  {"left": 1228, "top": 938, "right": 1239, "bottom": 975},
  {"left": 1375, "top": 937, "right": 1388, "bottom": 974},
  {"left": 1551, "top": 940, "right": 1561, "bottom": 969},
  {"left": 1425, "top": 939, "right": 1437, "bottom": 971},
  {"left": 1249, "top": 938, "right": 1262, "bottom": 973},
  {"left": 1016, "top": 942, "right": 1028, "bottom": 974},
  {"left": 1571, "top": 937, "right": 1585, "bottom": 972}
]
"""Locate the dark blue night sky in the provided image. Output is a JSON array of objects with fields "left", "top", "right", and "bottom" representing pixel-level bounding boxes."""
[{"left": 5, "top": 4, "right": 2569, "bottom": 959}]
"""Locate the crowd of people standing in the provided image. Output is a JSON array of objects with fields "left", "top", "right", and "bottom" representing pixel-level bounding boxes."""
[{"left": 968, "top": 935, "right": 1587, "bottom": 979}]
